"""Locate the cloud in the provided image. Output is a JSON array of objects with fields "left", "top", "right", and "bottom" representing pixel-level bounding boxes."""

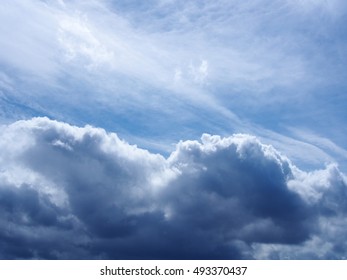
[
  {"left": 1, "top": 0, "right": 346, "bottom": 174},
  {"left": 57, "top": 14, "right": 115, "bottom": 69},
  {"left": 0, "top": 117, "right": 346, "bottom": 259},
  {"left": 285, "top": 127, "right": 347, "bottom": 169},
  {"left": 1, "top": 0, "right": 340, "bottom": 106},
  {"left": 288, "top": 0, "right": 347, "bottom": 17},
  {"left": 0, "top": 1, "right": 61, "bottom": 79}
]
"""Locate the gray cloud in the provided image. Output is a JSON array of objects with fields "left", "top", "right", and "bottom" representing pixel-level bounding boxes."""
[{"left": 0, "top": 118, "right": 346, "bottom": 259}]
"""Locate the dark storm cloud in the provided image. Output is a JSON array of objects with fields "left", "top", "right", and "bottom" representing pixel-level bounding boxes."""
[
  {"left": 0, "top": 181, "right": 90, "bottom": 259},
  {"left": 163, "top": 138, "right": 313, "bottom": 247},
  {"left": 0, "top": 118, "right": 346, "bottom": 259}
]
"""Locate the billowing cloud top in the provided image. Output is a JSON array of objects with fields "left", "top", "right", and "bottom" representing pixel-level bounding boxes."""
[{"left": 0, "top": 118, "right": 346, "bottom": 259}]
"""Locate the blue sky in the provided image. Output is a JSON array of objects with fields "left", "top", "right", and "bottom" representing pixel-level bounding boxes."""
[{"left": 0, "top": 0, "right": 347, "bottom": 259}]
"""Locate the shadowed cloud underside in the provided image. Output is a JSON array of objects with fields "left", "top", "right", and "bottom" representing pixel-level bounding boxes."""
[{"left": 0, "top": 118, "right": 346, "bottom": 259}]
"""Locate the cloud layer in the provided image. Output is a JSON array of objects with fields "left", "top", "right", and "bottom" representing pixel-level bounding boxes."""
[
  {"left": 0, "top": 118, "right": 346, "bottom": 259},
  {"left": 1, "top": 0, "right": 347, "bottom": 174}
]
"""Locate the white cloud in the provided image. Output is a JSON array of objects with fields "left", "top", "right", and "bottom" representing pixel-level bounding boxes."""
[
  {"left": 1, "top": 117, "right": 347, "bottom": 259},
  {"left": 288, "top": 0, "right": 347, "bottom": 17},
  {"left": 0, "top": 0, "right": 329, "bottom": 103},
  {"left": 0, "top": 72, "right": 13, "bottom": 92},
  {"left": 286, "top": 127, "right": 347, "bottom": 166},
  {"left": 0, "top": 1, "right": 61, "bottom": 79},
  {"left": 189, "top": 60, "right": 209, "bottom": 84},
  {"left": 1, "top": 0, "right": 346, "bottom": 174},
  {"left": 58, "top": 15, "right": 115, "bottom": 68}
]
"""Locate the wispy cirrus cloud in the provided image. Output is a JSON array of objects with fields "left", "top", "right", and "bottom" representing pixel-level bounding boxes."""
[{"left": 1, "top": 0, "right": 346, "bottom": 171}]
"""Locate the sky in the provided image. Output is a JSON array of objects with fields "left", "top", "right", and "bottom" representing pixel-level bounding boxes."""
[{"left": 0, "top": 0, "right": 347, "bottom": 259}]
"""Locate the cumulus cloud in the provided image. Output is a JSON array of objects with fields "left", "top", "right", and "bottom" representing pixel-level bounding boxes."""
[{"left": 0, "top": 117, "right": 346, "bottom": 259}]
